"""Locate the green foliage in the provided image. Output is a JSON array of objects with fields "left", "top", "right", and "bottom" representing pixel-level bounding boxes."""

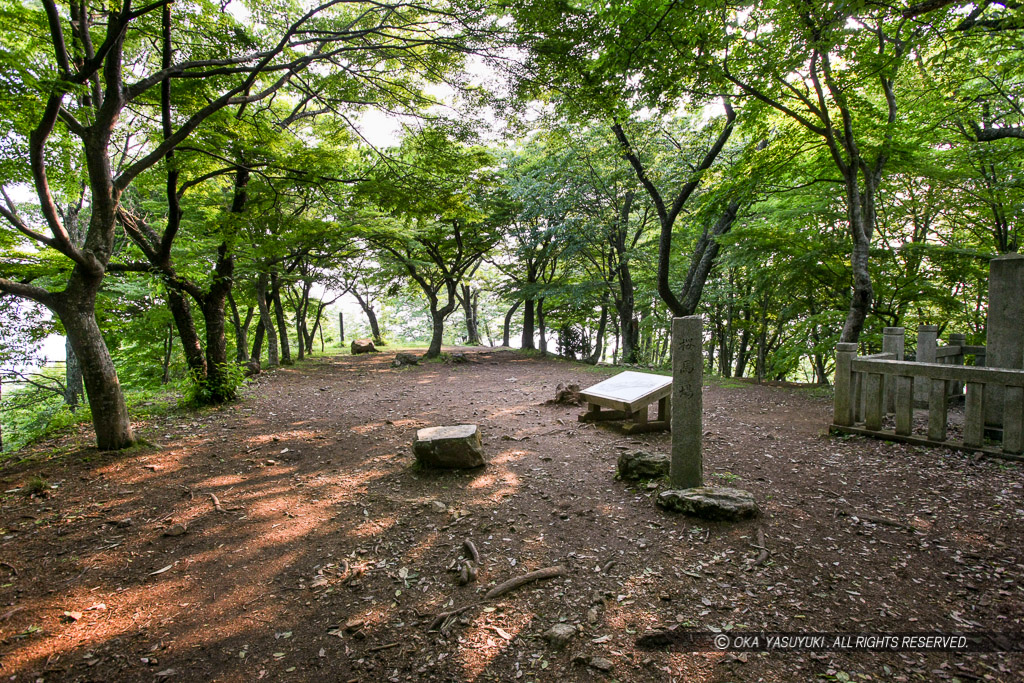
[{"left": 178, "top": 363, "right": 247, "bottom": 409}]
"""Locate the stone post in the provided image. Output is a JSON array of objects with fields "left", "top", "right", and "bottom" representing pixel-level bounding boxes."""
[
  {"left": 882, "top": 327, "right": 905, "bottom": 413},
  {"left": 671, "top": 316, "right": 703, "bottom": 489},
  {"left": 985, "top": 254, "right": 1024, "bottom": 427},
  {"left": 914, "top": 325, "right": 938, "bottom": 407},
  {"left": 339, "top": 311, "right": 345, "bottom": 343},
  {"left": 948, "top": 333, "right": 966, "bottom": 399},
  {"left": 833, "top": 343, "right": 858, "bottom": 427}
]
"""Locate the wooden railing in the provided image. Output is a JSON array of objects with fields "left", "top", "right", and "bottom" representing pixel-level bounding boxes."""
[{"left": 831, "top": 329, "right": 1024, "bottom": 459}]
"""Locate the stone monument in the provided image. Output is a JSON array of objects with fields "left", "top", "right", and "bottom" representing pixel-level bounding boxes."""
[
  {"left": 986, "top": 253, "right": 1024, "bottom": 427},
  {"left": 669, "top": 316, "right": 703, "bottom": 488},
  {"left": 657, "top": 316, "right": 760, "bottom": 521}
]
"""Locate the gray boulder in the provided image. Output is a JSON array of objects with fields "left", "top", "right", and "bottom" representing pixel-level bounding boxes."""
[
  {"left": 657, "top": 486, "right": 760, "bottom": 521},
  {"left": 617, "top": 450, "right": 670, "bottom": 480},
  {"left": 413, "top": 425, "right": 486, "bottom": 469},
  {"left": 392, "top": 352, "right": 420, "bottom": 367}
]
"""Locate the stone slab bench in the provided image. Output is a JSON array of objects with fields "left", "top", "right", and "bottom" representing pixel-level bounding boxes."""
[{"left": 578, "top": 371, "right": 671, "bottom": 434}]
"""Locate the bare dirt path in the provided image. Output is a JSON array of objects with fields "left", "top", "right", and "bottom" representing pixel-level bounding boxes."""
[{"left": 1, "top": 347, "right": 1022, "bottom": 682}]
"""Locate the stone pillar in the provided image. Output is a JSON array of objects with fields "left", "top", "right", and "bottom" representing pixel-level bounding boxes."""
[
  {"left": 914, "top": 325, "right": 938, "bottom": 407},
  {"left": 882, "top": 327, "right": 904, "bottom": 413},
  {"left": 339, "top": 311, "right": 345, "bottom": 343},
  {"left": 671, "top": 316, "right": 703, "bottom": 489},
  {"left": 833, "top": 343, "right": 858, "bottom": 427},
  {"left": 986, "top": 254, "right": 1024, "bottom": 427},
  {"left": 948, "top": 333, "right": 966, "bottom": 399}
]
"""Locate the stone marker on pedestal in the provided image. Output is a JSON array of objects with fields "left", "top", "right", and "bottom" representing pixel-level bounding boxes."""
[
  {"left": 661, "top": 316, "right": 759, "bottom": 521},
  {"left": 670, "top": 316, "right": 703, "bottom": 489},
  {"left": 413, "top": 425, "right": 486, "bottom": 469}
]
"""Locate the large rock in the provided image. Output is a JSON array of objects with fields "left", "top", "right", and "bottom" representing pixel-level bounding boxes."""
[
  {"left": 351, "top": 339, "right": 377, "bottom": 354},
  {"left": 617, "top": 450, "right": 670, "bottom": 480},
  {"left": 413, "top": 425, "right": 486, "bottom": 469},
  {"left": 392, "top": 352, "right": 420, "bottom": 367},
  {"left": 657, "top": 486, "right": 760, "bottom": 521}
]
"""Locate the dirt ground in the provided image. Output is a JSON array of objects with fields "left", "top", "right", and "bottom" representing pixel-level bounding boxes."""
[{"left": 1, "top": 346, "right": 1022, "bottom": 682}]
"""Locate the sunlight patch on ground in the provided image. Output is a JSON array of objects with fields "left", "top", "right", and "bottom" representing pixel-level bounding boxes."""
[
  {"left": 458, "top": 611, "right": 533, "bottom": 681},
  {"left": 398, "top": 529, "right": 441, "bottom": 565},
  {"left": 349, "top": 515, "right": 397, "bottom": 538},
  {"left": 350, "top": 421, "right": 387, "bottom": 434},
  {"left": 243, "top": 430, "right": 321, "bottom": 447},
  {"left": 489, "top": 449, "right": 531, "bottom": 465}
]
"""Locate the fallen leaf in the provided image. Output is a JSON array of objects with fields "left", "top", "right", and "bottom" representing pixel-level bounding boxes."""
[{"left": 150, "top": 565, "right": 173, "bottom": 576}]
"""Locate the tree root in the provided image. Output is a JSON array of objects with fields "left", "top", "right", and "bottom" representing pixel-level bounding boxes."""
[
  {"left": 483, "top": 565, "right": 566, "bottom": 600},
  {"left": 429, "top": 565, "right": 568, "bottom": 631}
]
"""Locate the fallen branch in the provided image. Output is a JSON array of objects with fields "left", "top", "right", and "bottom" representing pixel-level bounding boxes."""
[
  {"left": 0, "top": 561, "right": 18, "bottom": 576},
  {"left": 463, "top": 539, "right": 480, "bottom": 565},
  {"left": 0, "top": 606, "right": 25, "bottom": 622},
  {"left": 208, "top": 492, "right": 224, "bottom": 513},
  {"left": 751, "top": 528, "right": 769, "bottom": 567},
  {"left": 368, "top": 642, "right": 400, "bottom": 653},
  {"left": 428, "top": 602, "right": 480, "bottom": 631},
  {"left": 429, "top": 565, "right": 569, "bottom": 631},
  {"left": 484, "top": 565, "right": 566, "bottom": 600}
]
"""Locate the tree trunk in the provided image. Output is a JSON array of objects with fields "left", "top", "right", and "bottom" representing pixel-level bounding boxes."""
[
  {"left": 584, "top": 303, "right": 609, "bottom": 365},
  {"left": 166, "top": 287, "right": 207, "bottom": 378},
  {"left": 427, "top": 307, "right": 445, "bottom": 359},
  {"left": 338, "top": 311, "right": 345, "bottom": 343},
  {"left": 161, "top": 324, "right": 173, "bottom": 385},
  {"left": 56, "top": 289, "right": 136, "bottom": 451},
  {"left": 458, "top": 283, "right": 480, "bottom": 345},
  {"left": 201, "top": 289, "right": 233, "bottom": 401},
  {"left": 521, "top": 298, "right": 536, "bottom": 350},
  {"left": 841, "top": 191, "right": 874, "bottom": 343},
  {"left": 228, "top": 291, "right": 253, "bottom": 363},
  {"left": 271, "top": 274, "right": 292, "bottom": 365},
  {"left": 251, "top": 319, "right": 265, "bottom": 366},
  {"left": 502, "top": 300, "right": 521, "bottom": 347},
  {"left": 611, "top": 315, "right": 620, "bottom": 365},
  {"left": 64, "top": 337, "right": 84, "bottom": 411},
  {"left": 256, "top": 273, "right": 278, "bottom": 367},
  {"left": 353, "top": 291, "right": 383, "bottom": 345},
  {"left": 537, "top": 298, "right": 547, "bottom": 355},
  {"left": 734, "top": 310, "right": 751, "bottom": 379}
]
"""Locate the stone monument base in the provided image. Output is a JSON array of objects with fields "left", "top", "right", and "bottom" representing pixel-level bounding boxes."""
[{"left": 657, "top": 486, "right": 760, "bottom": 521}]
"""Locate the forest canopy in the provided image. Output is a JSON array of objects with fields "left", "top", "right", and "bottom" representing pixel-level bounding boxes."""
[{"left": 1, "top": 0, "right": 1020, "bottom": 452}]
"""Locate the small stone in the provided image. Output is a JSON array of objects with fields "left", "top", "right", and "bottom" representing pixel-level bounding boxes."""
[
  {"left": 588, "top": 656, "right": 614, "bottom": 672},
  {"left": 657, "top": 487, "right": 760, "bottom": 521},
  {"left": 430, "top": 500, "right": 447, "bottom": 513},
  {"left": 344, "top": 618, "right": 365, "bottom": 632},
  {"left": 617, "top": 451, "right": 670, "bottom": 480},
  {"left": 587, "top": 607, "right": 599, "bottom": 624},
  {"left": 543, "top": 623, "right": 576, "bottom": 649},
  {"left": 163, "top": 524, "right": 187, "bottom": 537}
]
